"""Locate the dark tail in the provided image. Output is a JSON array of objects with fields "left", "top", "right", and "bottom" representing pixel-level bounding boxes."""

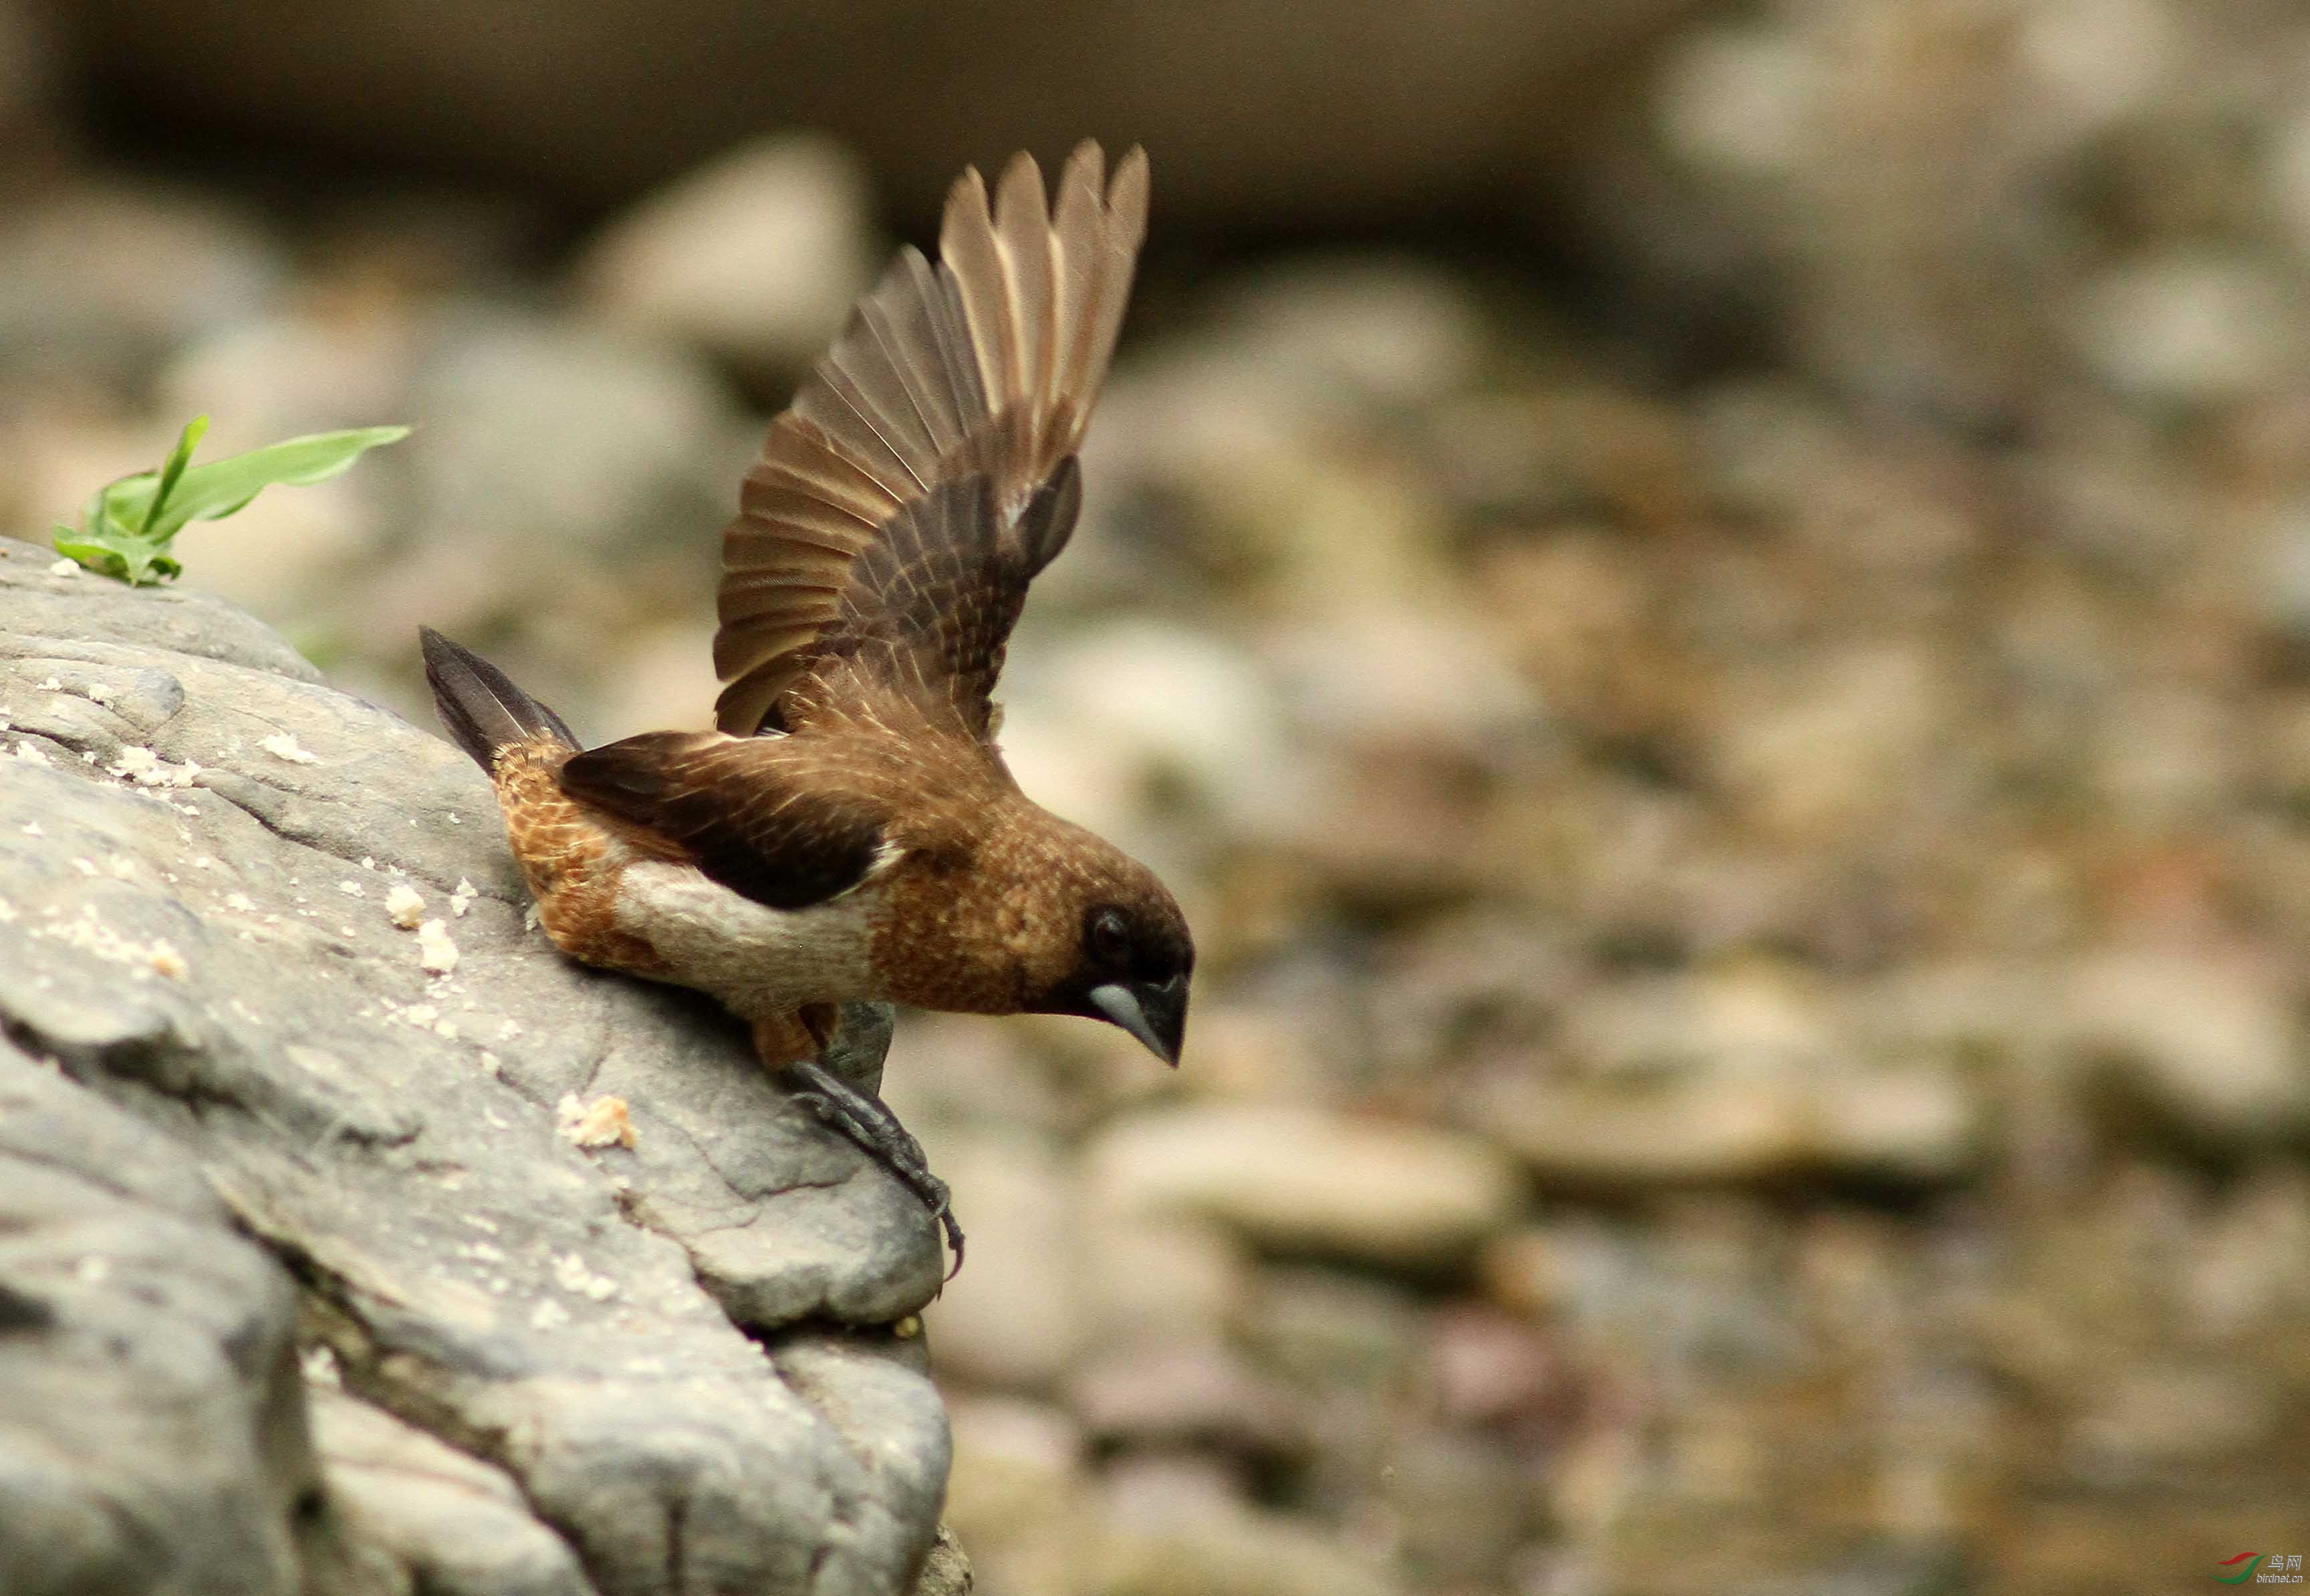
[{"left": 419, "top": 628, "right": 578, "bottom": 771}]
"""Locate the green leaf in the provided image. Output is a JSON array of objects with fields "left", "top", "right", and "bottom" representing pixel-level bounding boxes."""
[
  {"left": 53, "top": 420, "right": 409, "bottom": 585},
  {"left": 142, "top": 414, "right": 209, "bottom": 534},
  {"left": 98, "top": 424, "right": 409, "bottom": 545}
]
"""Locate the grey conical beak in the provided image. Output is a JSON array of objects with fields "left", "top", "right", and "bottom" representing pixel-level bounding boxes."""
[{"left": 1088, "top": 976, "right": 1188, "bottom": 1067}]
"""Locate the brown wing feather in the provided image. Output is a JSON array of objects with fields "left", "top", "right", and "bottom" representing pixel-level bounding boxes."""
[
  {"left": 558, "top": 731, "right": 897, "bottom": 912},
  {"left": 713, "top": 141, "right": 1150, "bottom": 737},
  {"left": 784, "top": 459, "right": 1079, "bottom": 741}
]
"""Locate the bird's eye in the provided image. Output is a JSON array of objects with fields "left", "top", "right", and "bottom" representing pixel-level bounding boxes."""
[{"left": 1088, "top": 907, "right": 1131, "bottom": 967}]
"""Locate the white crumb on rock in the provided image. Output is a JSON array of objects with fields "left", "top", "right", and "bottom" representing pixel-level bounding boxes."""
[
  {"left": 48, "top": 558, "right": 78, "bottom": 577},
  {"left": 259, "top": 733, "right": 320, "bottom": 765},
  {"left": 108, "top": 746, "right": 201, "bottom": 788},
  {"left": 416, "top": 918, "right": 459, "bottom": 975},
  {"left": 337, "top": 880, "right": 365, "bottom": 898},
  {"left": 553, "top": 1252, "right": 620, "bottom": 1301},
  {"left": 148, "top": 942, "right": 187, "bottom": 979},
  {"left": 557, "top": 1093, "right": 636, "bottom": 1151},
  {"left": 450, "top": 878, "right": 478, "bottom": 917},
  {"left": 14, "top": 740, "right": 51, "bottom": 766},
  {"left": 384, "top": 883, "right": 426, "bottom": 928},
  {"left": 223, "top": 892, "right": 256, "bottom": 912}
]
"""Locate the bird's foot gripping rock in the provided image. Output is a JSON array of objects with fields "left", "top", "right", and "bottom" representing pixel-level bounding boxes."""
[{"left": 780, "top": 1055, "right": 966, "bottom": 1279}]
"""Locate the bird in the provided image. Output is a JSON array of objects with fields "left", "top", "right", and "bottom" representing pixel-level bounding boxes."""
[{"left": 421, "top": 142, "right": 1190, "bottom": 1275}]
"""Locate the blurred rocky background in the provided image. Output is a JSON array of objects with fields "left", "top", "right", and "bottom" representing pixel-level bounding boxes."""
[{"left": 5, "top": 0, "right": 2309, "bottom": 1591}]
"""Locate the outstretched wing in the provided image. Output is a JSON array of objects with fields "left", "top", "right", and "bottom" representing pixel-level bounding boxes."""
[{"left": 713, "top": 141, "right": 1148, "bottom": 740}]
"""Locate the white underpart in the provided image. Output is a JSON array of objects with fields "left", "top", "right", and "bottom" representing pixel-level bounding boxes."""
[{"left": 611, "top": 859, "right": 888, "bottom": 1019}]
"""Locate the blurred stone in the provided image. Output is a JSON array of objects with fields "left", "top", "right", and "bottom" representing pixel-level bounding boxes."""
[
  {"left": 403, "top": 306, "right": 739, "bottom": 556},
  {"left": 0, "top": 183, "right": 282, "bottom": 386},
  {"left": 1000, "top": 620, "right": 1302, "bottom": 852},
  {"left": 586, "top": 614, "right": 721, "bottom": 741},
  {"left": 1466, "top": 1065, "right": 1980, "bottom": 1186},
  {"left": 926, "top": 1136, "right": 1085, "bottom": 1391},
  {"left": 1433, "top": 385, "right": 1701, "bottom": 527},
  {"left": 53, "top": 1, "right": 1694, "bottom": 224},
  {"left": 2069, "top": 249, "right": 2306, "bottom": 408},
  {"left": 1217, "top": 259, "right": 1486, "bottom": 408},
  {"left": 1067, "top": 1337, "right": 1307, "bottom": 1457},
  {"left": 943, "top": 1396, "right": 1084, "bottom": 1596},
  {"left": 0, "top": 0, "right": 66, "bottom": 196},
  {"left": 1087, "top": 1103, "right": 1521, "bottom": 1266},
  {"left": 1708, "top": 642, "right": 1957, "bottom": 837},
  {"left": 1422, "top": 1303, "right": 1565, "bottom": 1427},
  {"left": 2274, "top": 102, "right": 2310, "bottom": 259},
  {"left": 2061, "top": 952, "right": 2310, "bottom": 1144},
  {"left": 170, "top": 474, "right": 386, "bottom": 627},
  {"left": 575, "top": 133, "right": 880, "bottom": 380},
  {"left": 1243, "top": 1267, "right": 1421, "bottom": 1393},
  {"left": 1267, "top": 604, "right": 1543, "bottom": 765},
  {"left": 1653, "top": 19, "right": 1819, "bottom": 179},
  {"left": 2069, "top": 1363, "right": 2271, "bottom": 1479},
  {"left": 1077, "top": 1212, "right": 1252, "bottom": 1348},
  {"left": 2014, "top": 0, "right": 2182, "bottom": 138},
  {"left": 157, "top": 303, "right": 420, "bottom": 446},
  {"left": 1383, "top": 1429, "right": 1547, "bottom": 1592},
  {"left": 1089, "top": 1459, "right": 1402, "bottom": 1596}
]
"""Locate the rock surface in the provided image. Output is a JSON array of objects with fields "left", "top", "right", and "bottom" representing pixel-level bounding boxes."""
[{"left": 0, "top": 534, "right": 961, "bottom": 1595}]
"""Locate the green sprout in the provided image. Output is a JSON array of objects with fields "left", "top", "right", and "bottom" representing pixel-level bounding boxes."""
[{"left": 53, "top": 414, "right": 410, "bottom": 586}]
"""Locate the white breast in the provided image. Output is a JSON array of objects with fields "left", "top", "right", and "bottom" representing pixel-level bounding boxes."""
[{"left": 610, "top": 859, "right": 885, "bottom": 1019}]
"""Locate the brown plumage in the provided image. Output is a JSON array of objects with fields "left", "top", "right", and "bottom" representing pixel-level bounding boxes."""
[{"left": 422, "top": 144, "right": 1192, "bottom": 1270}]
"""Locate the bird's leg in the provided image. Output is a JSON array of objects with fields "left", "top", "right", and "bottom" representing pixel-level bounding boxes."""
[{"left": 753, "top": 1010, "right": 965, "bottom": 1278}]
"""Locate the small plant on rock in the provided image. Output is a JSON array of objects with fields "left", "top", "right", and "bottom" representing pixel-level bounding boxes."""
[{"left": 53, "top": 414, "right": 408, "bottom": 586}]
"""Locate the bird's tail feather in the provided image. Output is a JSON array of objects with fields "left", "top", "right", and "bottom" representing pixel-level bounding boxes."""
[{"left": 419, "top": 628, "right": 578, "bottom": 771}]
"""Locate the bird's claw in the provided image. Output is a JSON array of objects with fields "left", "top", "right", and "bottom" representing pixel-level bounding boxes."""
[{"left": 779, "top": 1056, "right": 966, "bottom": 1281}]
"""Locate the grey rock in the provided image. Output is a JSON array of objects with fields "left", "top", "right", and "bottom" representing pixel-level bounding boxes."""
[
  {"left": 0, "top": 534, "right": 956, "bottom": 1593},
  {"left": 907, "top": 1527, "right": 973, "bottom": 1596},
  {"left": 312, "top": 1383, "right": 592, "bottom": 1596},
  {"left": 0, "top": 1035, "right": 311, "bottom": 1596}
]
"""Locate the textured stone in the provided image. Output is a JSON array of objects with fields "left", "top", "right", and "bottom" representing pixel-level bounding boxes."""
[
  {"left": 0, "top": 533, "right": 956, "bottom": 1595},
  {"left": 0, "top": 1038, "right": 313, "bottom": 1596}
]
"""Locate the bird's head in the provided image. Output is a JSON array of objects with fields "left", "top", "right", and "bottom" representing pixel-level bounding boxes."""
[
  {"left": 877, "top": 804, "right": 1193, "bottom": 1062},
  {"left": 1011, "top": 833, "right": 1193, "bottom": 1066}
]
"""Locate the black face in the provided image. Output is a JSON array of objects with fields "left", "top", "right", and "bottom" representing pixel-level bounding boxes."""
[{"left": 1066, "top": 899, "right": 1193, "bottom": 1065}]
